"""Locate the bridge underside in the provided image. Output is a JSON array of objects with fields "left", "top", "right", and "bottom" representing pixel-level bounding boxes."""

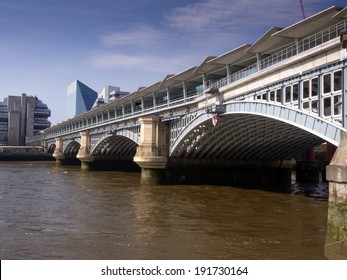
[
  {"left": 92, "top": 135, "right": 138, "bottom": 160},
  {"left": 89, "top": 135, "right": 139, "bottom": 171},
  {"left": 172, "top": 114, "right": 325, "bottom": 160},
  {"left": 166, "top": 113, "right": 327, "bottom": 185},
  {"left": 54, "top": 113, "right": 328, "bottom": 183}
]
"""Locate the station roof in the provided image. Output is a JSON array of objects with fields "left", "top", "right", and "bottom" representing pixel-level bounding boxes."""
[
  {"left": 208, "top": 44, "right": 253, "bottom": 65},
  {"left": 159, "top": 74, "right": 175, "bottom": 88},
  {"left": 194, "top": 56, "right": 217, "bottom": 74},
  {"left": 132, "top": 81, "right": 162, "bottom": 98},
  {"left": 163, "top": 67, "right": 198, "bottom": 88},
  {"left": 273, "top": 6, "right": 343, "bottom": 39},
  {"left": 168, "top": 67, "right": 197, "bottom": 82},
  {"left": 334, "top": 7, "right": 347, "bottom": 19},
  {"left": 246, "top": 27, "right": 292, "bottom": 55}
]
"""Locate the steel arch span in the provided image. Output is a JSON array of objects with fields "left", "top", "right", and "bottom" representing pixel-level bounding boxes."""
[
  {"left": 90, "top": 130, "right": 139, "bottom": 159},
  {"left": 91, "top": 129, "right": 139, "bottom": 154},
  {"left": 170, "top": 101, "right": 345, "bottom": 160},
  {"left": 47, "top": 143, "right": 56, "bottom": 154},
  {"left": 63, "top": 140, "right": 81, "bottom": 156}
]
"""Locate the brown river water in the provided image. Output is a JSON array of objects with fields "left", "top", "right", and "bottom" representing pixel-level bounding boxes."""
[{"left": 0, "top": 162, "right": 328, "bottom": 259}]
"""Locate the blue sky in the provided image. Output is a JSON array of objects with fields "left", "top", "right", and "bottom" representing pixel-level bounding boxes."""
[{"left": 0, "top": 0, "right": 345, "bottom": 124}]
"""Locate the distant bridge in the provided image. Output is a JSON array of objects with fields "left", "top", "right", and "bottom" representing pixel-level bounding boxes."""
[{"left": 43, "top": 6, "right": 347, "bottom": 184}]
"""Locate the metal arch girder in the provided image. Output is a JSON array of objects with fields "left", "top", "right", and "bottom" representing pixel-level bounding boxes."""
[
  {"left": 169, "top": 101, "right": 345, "bottom": 157},
  {"left": 45, "top": 139, "right": 56, "bottom": 152},
  {"left": 63, "top": 138, "right": 81, "bottom": 147},
  {"left": 105, "top": 137, "right": 132, "bottom": 156},
  {"left": 63, "top": 139, "right": 81, "bottom": 155},
  {"left": 114, "top": 128, "right": 140, "bottom": 144},
  {"left": 90, "top": 128, "right": 139, "bottom": 155},
  {"left": 225, "top": 101, "right": 344, "bottom": 146},
  {"left": 45, "top": 138, "right": 55, "bottom": 146},
  {"left": 170, "top": 111, "right": 210, "bottom": 156},
  {"left": 47, "top": 143, "right": 56, "bottom": 153}
]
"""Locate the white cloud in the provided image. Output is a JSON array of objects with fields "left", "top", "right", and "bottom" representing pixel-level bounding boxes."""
[
  {"left": 90, "top": 52, "right": 198, "bottom": 73},
  {"left": 101, "top": 26, "right": 163, "bottom": 47},
  {"left": 91, "top": 0, "right": 338, "bottom": 77},
  {"left": 165, "top": 0, "right": 328, "bottom": 33},
  {"left": 166, "top": 0, "right": 232, "bottom": 31}
]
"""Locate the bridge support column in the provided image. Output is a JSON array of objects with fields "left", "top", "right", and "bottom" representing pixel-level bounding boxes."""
[
  {"left": 325, "top": 131, "right": 347, "bottom": 259},
  {"left": 134, "top": 117, "right": 167, "bottom": 185},
  {"left": 52, "top": 137, "right": 65, "bottom": 164},
  {"left": 76, "top": 131, "right": 94, "bottom": 170}
]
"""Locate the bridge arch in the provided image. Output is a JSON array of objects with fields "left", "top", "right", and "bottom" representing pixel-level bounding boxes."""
[
  {"left": 47, "top": 143, "right": 56, "bottom": 154},
  {"left": 170, "top": 101, "right": 345, "bottom": 159},
  {"left": 91, "top": 131, "right": 138, "bottom": 159},
  {"left": 63, "top": 140, "right": 81, "bottom": 156}
]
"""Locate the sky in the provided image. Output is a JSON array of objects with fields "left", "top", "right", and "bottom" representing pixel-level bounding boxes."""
[{"left": 0, "top": 0, "right": 346, "bottom": 125}]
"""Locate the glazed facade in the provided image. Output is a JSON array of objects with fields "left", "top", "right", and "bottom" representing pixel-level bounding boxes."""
[{"left": 67, "top": 80, "right": 98, "bottom": 118}]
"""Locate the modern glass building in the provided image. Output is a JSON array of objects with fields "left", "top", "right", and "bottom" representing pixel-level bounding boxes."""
[
  {"left": 67, "top": 80, "right": 98, "bottom": 118},
  {"left": 0, "top": 94, "right": 51, "bottom": 146}
]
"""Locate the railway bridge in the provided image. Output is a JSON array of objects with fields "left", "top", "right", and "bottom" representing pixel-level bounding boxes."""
[
  {"left": 43, "top": 6, "right": 347, "bottom": 259},
  {"left": 44, "top": 7, "right": 347, "bottom": 182}
]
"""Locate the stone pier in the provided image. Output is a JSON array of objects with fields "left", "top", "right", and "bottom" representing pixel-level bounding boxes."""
[
  {"left": 133, "top": 117, "right": 168, "bottom": 185},
  {"left": 325, "top": 131, "right": 347, "bottom": 259},
  {"left": 52, "top": 137, "right": 65, "bottom": 164},
  {"left": 76, "top": 131, "right": 94, "bottom": 170}
]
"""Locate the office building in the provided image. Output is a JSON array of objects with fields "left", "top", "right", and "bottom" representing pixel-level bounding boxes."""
[
  {"left": 93, "top": 85, "right": 129, "bottom": 108},
  {"left": 67, "top": 80, "right": 98, "bottom": 118},
  {"left": 0, "top": 93, "right": 51, "bottom": 146}
]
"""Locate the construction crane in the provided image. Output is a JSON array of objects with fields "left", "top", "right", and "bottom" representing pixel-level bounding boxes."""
[{"left": 300, "top": 0, "right": 306, "bottom": 19}]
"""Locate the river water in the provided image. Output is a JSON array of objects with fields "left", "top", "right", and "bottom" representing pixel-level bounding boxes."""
[{"left": 0, "top": 162, "right": 328, "bottom": 260}]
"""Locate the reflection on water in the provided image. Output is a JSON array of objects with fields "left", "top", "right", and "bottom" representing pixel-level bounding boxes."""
[{"left": 0, "top": 162, "right": 328, "bottom": 259}]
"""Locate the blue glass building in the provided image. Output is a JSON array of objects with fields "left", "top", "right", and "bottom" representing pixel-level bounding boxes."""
[{"left": 67, "top": 80, "right": 97, "bottom": 118}]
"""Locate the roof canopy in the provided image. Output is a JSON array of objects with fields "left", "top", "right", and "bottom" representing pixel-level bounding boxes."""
[{"left": 273, "top": 6, "right": 343, "bottom": 39}]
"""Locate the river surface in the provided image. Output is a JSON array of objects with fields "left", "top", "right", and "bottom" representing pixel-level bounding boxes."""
[{"left": 0, "top": 162, "right": 328, "bottom": 260}]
